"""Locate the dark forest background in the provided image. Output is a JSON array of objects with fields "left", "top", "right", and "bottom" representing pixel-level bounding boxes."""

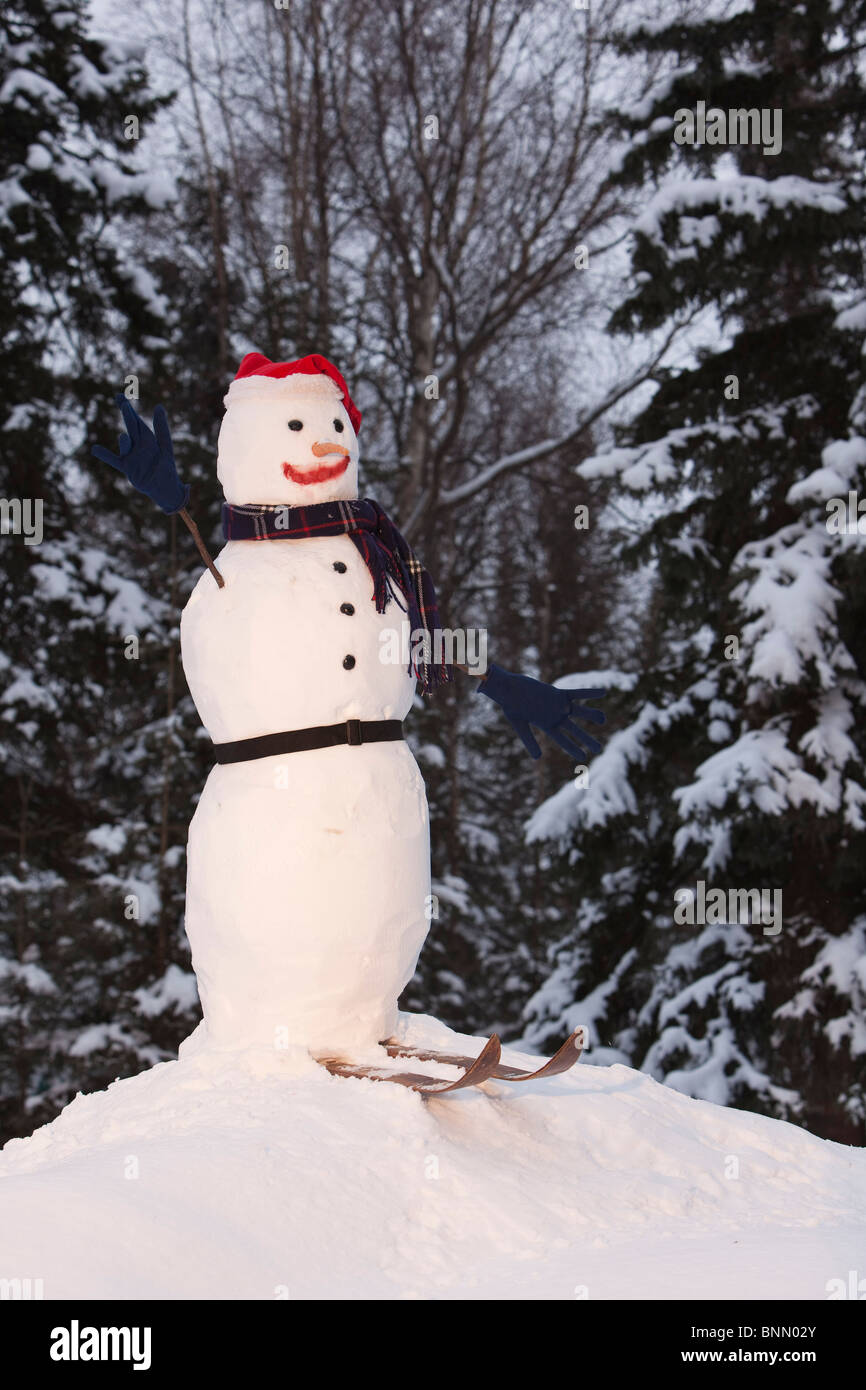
[{"left": 2, "top": 0, "right": 865, "bottom": 1146}]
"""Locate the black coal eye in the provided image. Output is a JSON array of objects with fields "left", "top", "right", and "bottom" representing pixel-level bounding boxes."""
[
  {"left": 333, "top": 419, "right": 344, "bottom": 433},
  {"left": 288, "top": 419, "right": 303, "bottom": 431}
]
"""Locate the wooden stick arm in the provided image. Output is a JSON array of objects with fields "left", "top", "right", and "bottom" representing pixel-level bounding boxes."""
[
  {"left": 179, "top": 507, "right": 225, "bottom": 588},
  {"left": 456, "top": 662, "right": 488, "bottom": 681}
]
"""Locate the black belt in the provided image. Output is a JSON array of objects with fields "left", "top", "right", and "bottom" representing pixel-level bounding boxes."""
[{"left": 213, "top": 718, "right": 405, "bottom": 765}]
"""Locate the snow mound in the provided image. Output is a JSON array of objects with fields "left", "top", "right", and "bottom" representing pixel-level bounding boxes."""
[{"left": 1, "top": 1014, "right": 864, "bottom": 1300}]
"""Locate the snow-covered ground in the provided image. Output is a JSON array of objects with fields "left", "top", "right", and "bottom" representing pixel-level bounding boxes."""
[{"left": 1, "top": 1013, "right": 864, "bottom": 1301}]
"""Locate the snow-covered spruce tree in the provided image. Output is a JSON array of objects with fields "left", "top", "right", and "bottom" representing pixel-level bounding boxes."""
[
  {"left": 522, "top": 0, "right": 866, "bottom": 1141},
  {"left": 0, "top": 0, "right": 178, "bottom": 1139}
]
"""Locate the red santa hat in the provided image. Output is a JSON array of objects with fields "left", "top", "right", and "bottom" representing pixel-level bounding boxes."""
[{"left": 224, "top": 352, "right": 362, "bottom": 434}]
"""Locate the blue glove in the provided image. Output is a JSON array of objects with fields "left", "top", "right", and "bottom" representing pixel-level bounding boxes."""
[
  {"left": 91, "top": 395, "right": 190, "bottom": 515},
  {"left": 477, "top": 664, "right": 606, "bottom": 761}
]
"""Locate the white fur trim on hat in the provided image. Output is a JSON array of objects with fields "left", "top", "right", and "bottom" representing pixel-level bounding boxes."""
[{"left": 223, "top": 373, "right": 343, "bottom": 409}]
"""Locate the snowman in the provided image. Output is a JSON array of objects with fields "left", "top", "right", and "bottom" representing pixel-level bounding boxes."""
[{"left": 92, "top": 354, "right": 605, "bottom": 1068}]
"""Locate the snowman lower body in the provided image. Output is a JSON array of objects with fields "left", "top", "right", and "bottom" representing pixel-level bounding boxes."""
[{"left": 185, "top": 740, "right": 430, "bottom": 1054}]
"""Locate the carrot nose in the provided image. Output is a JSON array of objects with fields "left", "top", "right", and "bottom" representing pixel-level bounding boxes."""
[{"left": 312, "top": 441, "right": 351, "bottom": 458}]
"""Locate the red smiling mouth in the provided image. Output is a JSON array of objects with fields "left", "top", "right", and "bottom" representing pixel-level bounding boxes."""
[{"left": 282, "top": 457, "right": 350, "bottom": 485}]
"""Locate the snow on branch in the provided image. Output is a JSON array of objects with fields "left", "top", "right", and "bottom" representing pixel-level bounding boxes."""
[{"left": 635, "top": 175, "right": 847, "bottom": 246}]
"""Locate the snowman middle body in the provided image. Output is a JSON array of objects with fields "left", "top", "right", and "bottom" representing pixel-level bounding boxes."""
[{"left": 181, "top": 534, "right": 430, "bottom": 1054}]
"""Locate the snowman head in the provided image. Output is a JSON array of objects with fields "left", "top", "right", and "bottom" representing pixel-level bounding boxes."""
[{"left": 218, "top": 353, "right": 361, "bottom": 506}]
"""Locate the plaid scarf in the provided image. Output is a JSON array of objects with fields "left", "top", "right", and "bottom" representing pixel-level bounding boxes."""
[{"left": 221, "top": 498, "right": 451, "bottom": 692}]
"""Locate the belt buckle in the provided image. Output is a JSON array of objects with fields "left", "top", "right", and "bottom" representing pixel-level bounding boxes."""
[{"left": 346, "top": 718, "right": 362, "bottom": 746}]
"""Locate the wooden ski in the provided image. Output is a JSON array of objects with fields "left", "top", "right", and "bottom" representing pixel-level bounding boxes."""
[
  {"left": 382, "top": 1028, "right": 585, "bottom": 1083},
  {"left": 320, "top": 1032, "right": 502, "bottom": 1096}
]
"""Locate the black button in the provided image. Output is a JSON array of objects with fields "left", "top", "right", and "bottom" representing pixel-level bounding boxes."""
[
  {"left": 333, "top": 561, "right": 347, "bottom": 573},
  {"left": 340, "top": 603, "right": 355, "bottom": 615},
  {"left": 343, "top": 655, "right": 356, "bottom": 669}
]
